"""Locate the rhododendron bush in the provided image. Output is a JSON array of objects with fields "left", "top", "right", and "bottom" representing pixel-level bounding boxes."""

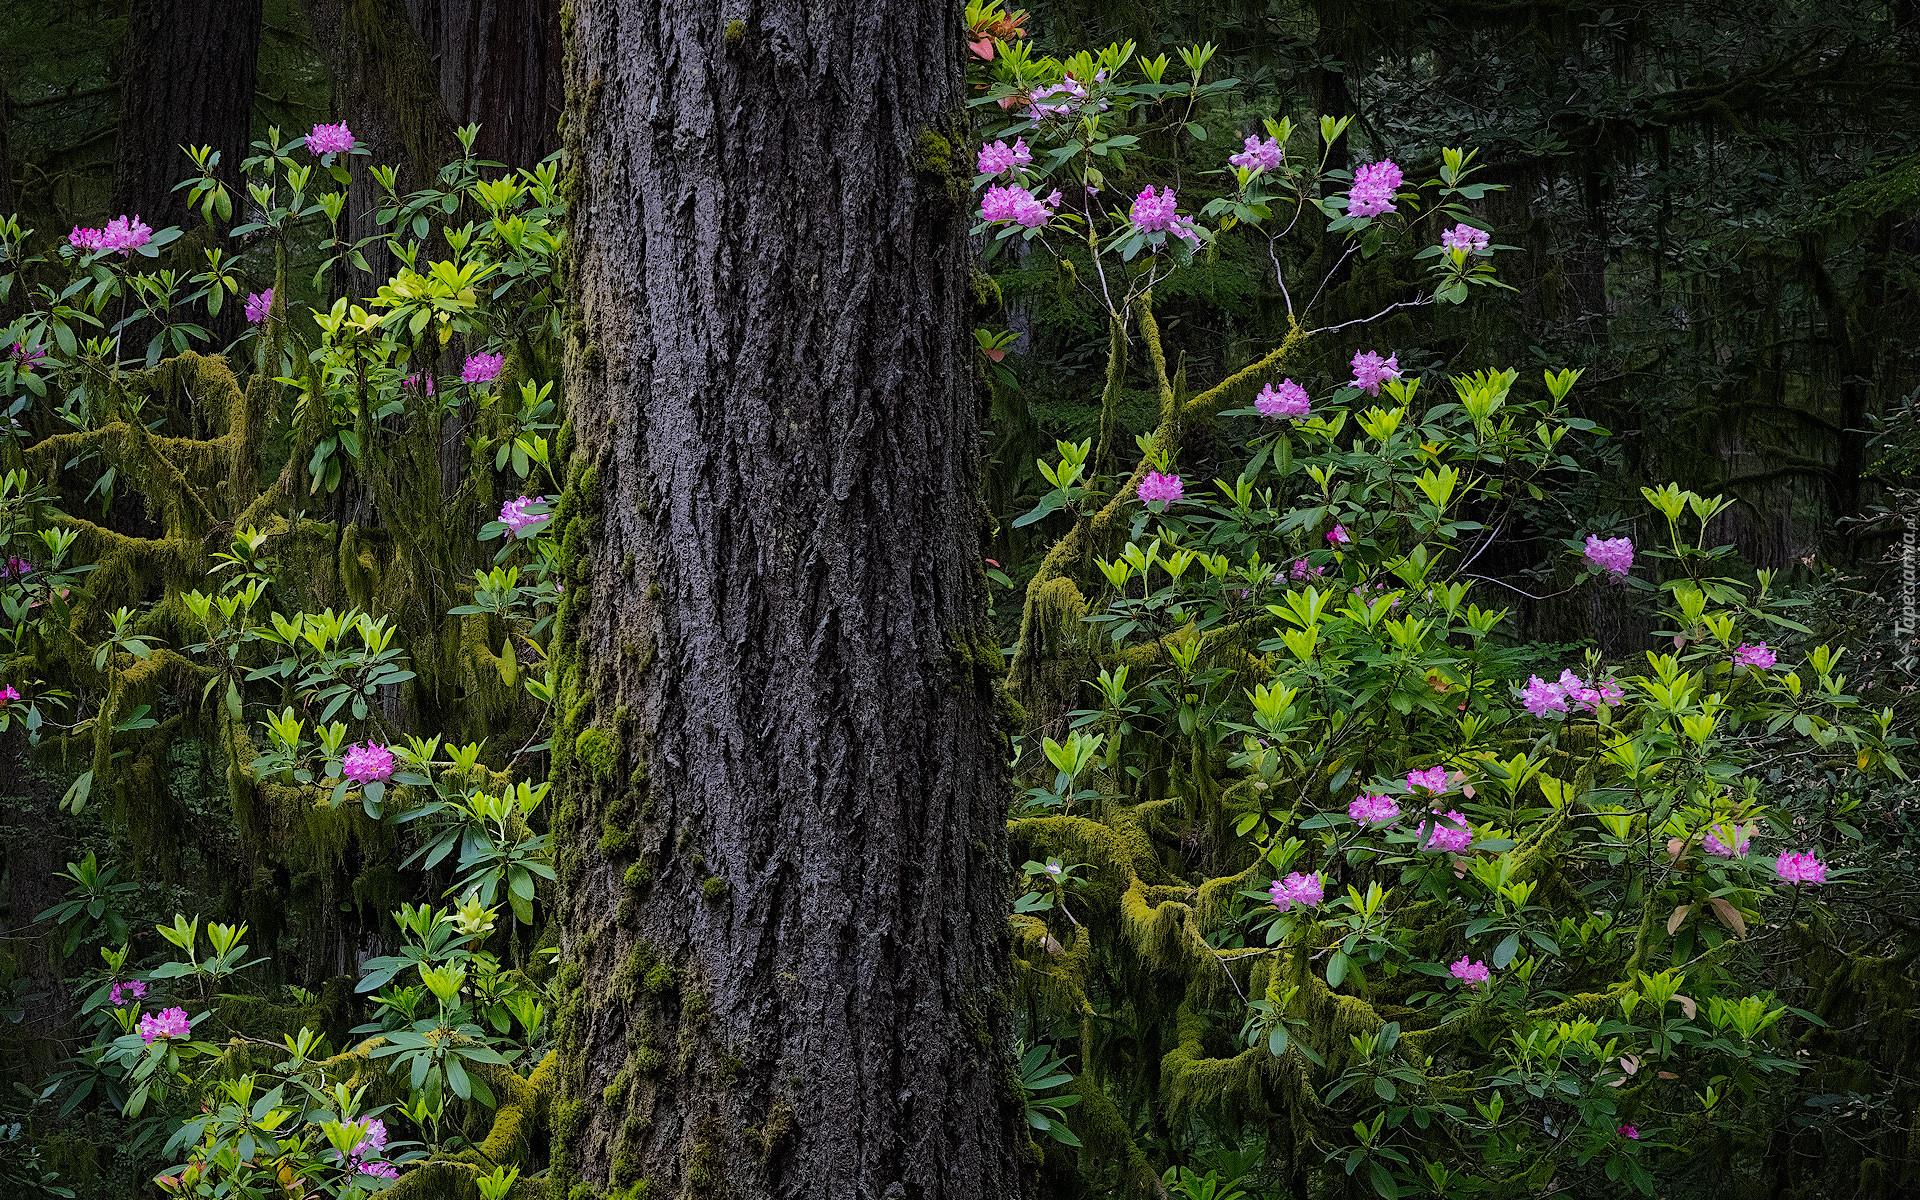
[{"left": 0, "top": 11, "right": 1912, "bottom": 1200}]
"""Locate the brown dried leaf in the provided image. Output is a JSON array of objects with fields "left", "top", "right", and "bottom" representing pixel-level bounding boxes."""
[
  {"left": 1676, "top": 994, "right": 1697, "bottom": 1019},
  {"left": 1707, "top": 896, "right": 1747, "bottom": 937},
  {"left": 1667, "top": 904, "right": 1690, "bottom": 935},
  {"left": 1666, "top": 838, "right": 1686, "bottom": 861}
]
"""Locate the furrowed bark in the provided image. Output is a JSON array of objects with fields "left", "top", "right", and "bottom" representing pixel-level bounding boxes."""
[{"left": 553, "top": 1, "right": 1021, "bottom": 1197}]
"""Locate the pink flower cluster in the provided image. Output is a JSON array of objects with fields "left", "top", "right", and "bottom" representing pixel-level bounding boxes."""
[
  {"left": 1255, "top": 379, "right": 1310, "bottom": 419},
  {"left": 1349, "top": 349, "right": 1400, "bottom": 396},
  {"left": 1348, "top": 160, "right": 1403, "bottom": 218},
  {"left": 0, "top": 685, "right": 20, "bottom": 704},
  {"left": 1229, "top": 135, "right": 1281, "bottom": 174},
  {"left": 1137, "top": 470, "right": 1183, "bottom": 506},
  {"left": 1618, "top": 1124, "right": 1640, "bottom": 1140},
  {"left": 1441, "top": 223, "right": 1490, "bottom": 253},
  {"left": 1733, "top": 642, "right": 1775, "bottom": 669},
  {"left": 1703, "top": 822, "right": 1752, "bottom": 858},
  {"left": 109, "top": 979, "right": 147, "bottom": 1006},
  {"left": 404, "top": 371, "right": 435, "bottom": 395},
  {"left": 1407, "top": 766, "right": 1450, "bottom": 795},
  {"left": 138, "top": 1006, "right": 191, "bottom": 1044},
  {"left": 1521, "top": 668, "right": 1623, "bottom": 717},
  {"left": 1326, "top": 524, "right": 1350, "bottom": 545},
  {"left": 1583, "top": 534, "right": 1634, "bottom": 577},
  {"left": 1348, "top": 794, "right": 1400, "bottom": 825},
  {"left": 1027, "top": 75, "right": 1104, "bottom": 119},
  {"left": 980, "top": 184, "right": 1059, "bottom": 228},
  {"left": 1268, "top": 871, "right": 1324, "bottom": 912},
  {"left": 1417, "top": 810, "right": 1474, "bottom": 853},
  {"left": 245, "top": 289, "right": 273, "bottom": 324},
  {"left": 1, "top": 556, "right": 32, "bottom": 579},
  {"left": 69, "top": 215, "right": 153, "bottom": 255},
  {"left": 341, "top": 742, "right": 395, "bottom": 785},
  {"left": 501, "top": 495, "right": 550, "bottom": 534},
  {"left": 12, "top": 342, "right": 45, "bottom": 372},
  {"left": 1775, "top": 851, "right": 1825, "bottom": 886},
  {"left": 308, "top": 122, "right": 356, "bottom": 155},
  {"left": 1450, "top": 956, "right": 1490, "bottom": 989},
  {"left": 352, "top": 1118, "right": 388, "bottom": 1160},
  {"left": 976, "top": 137, "right": 1032, "bottom": 176},
  {"left": 1288, "top": 558, "right": 1326, "bottom": 582},
  {"left": 1130, "top": 187, "right": 1201, "bottom": 248},
  {"left": 462, "top": 352, "right": 504, "bottom": 385}
]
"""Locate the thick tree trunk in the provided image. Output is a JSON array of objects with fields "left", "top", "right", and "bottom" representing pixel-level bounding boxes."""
[
  {"left": 113, "top": 0, "right": 264, "bottom": 226},
  {"left": 403, "top": 0, "right": 562, "bottom": 168},
  {"left": 553, "top": 1, "right": 1020, "bottom": 1197}
]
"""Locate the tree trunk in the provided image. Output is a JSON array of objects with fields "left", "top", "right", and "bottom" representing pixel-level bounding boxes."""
[
  {"left": 403, "top": 0, "right": 562, "bottom": 168},
  {"left": 553, "top": 1, "right": 1020, "bottom": 1197},
  {"left": 113, "top": 0, "right": 263, "bottom": 227}
]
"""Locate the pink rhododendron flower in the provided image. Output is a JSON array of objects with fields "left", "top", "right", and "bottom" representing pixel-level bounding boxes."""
[
  {"left": 1288, "top": 558, "right": 1325, "bottom": 582},
  {"left": 0, "top": 685, "right": 18, "bottom": 704},
  {"left": 356, "top": 1161, "right": 400, "bottom": 1180},
  {"left": 1327, "top": 524, "right": 1350, "bottom": 545},
  {"left": 1449, "top": 956, "right": 1490, "bottom": 989},
  {"left": 110, "top": 979, "right": 146, "bottom": 1006},
  {"left": 403, "top": 371, "right": 435, "bottom": 395},
  {"left": 1775, "top": 851, "right": 1826, "bottom": 885},
  {"left": 1618, "top": 1125, "right": 1639, "bottom": 1140},
  {"left": 1583, "top": 534, "right": 1634, "bottom": 577},
  {"left": 500, "top": 495, "right": 550, "bottom": 534},
  {"left": 1349, "top": 349, "right": 1400, "bottom": 395},
  {"left": 308, "top": 122, "right": 355, "bottom": 155},
  {"left": 1137, "top": 470, "right": 1183, "bottom": 506},
  {"left": 341, "top": 742, "right": 395, "bottom": 785},
  {"left": 12, "top": 342, "right": 46, "bottom": 372},
  {"left": 245, "top": 289, "right": 273, "bottom": 324},
  {"left": 1703, "top": 822, "right": 1752, "bottom": 858},
  {"left": 976, "top": 137, "right": 1032, "bottom": 176},
  {"left": 1733, "top": 642, "right": 1775, "bottom": 669},
  {"left": 2, "top": 556, "right": 33, "bottom": 578},
  {"left": 139, "top": 1006, "right": 191, "bottom": 1043},
  {"left": 980, "top": 183, "right": 1054, "bottom": 228},
  {"left": 1131, "top": 186, "right": 1179, "bottom": 232},
  {"left": 1027, "top": 77, "right": 1090, "bottom": 118},
  {"left": 462, "top": 352, "right": 504, "bottom": 385},
  {"left": 1418, "top": 810, "right": 1473, "bottom": 853},
  {"left": 1441, "top": 223, "right": 1490, "bottom": 253},
  {"left": 1522, "top": 674, "right": 1570, "bottom": 717},
  {"left": 101, "top": 216, "right": 153, "bottom": 253},
  {"left": 69, "top": 226, "right": 106, "bottom": 252},
  {"left": 1255, "top": 379, "right": 1310, "bottom": 419},
  {"left": 1407, "top": 766, "right": 1450, "bottom": 795},
  {"left": 1348, "top": 160, "right": 1403, "bottom": 218},
  {"left": 1229, "top": 135, "right": 1281, "bottom": 174},
  {"left": 352, "top": 1118, "right": 388, "bottom": 1159},
  {"left": 1268, "top": 871, "right": 1324, "bottom": 912},
  {"left": 1348, "top": 794, "right": 1400, "bottom": 825}
]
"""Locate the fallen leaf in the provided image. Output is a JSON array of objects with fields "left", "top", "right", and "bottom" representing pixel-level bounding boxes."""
[
  {"left": 1667, "top": 905, "right": 1690, "bottom": 935},
  {"left": 1658, "top": 1071, "right": 1678, "bottom": 1080},
  {"left": 1676, "top": 994, "right": 1697, "bottom": 1019},
  {"left": 1667, "top": 838, "right": 1686, "bottom": 860},
  {"left": 1619, "top": 1054, "right": 1640, "bottom": 1075}
]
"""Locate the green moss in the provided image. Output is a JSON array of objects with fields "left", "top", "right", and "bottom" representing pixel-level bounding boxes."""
[
  {"left": 684, "top": 1137, "right": 724, "bottom": 1194},
  {"left": 634, "top": 1044, "right": 665, "bottom": 1072},
  {"left": 599, "top": 823, "right": 633, "bottom": 855},
  {"left": 575, "top": 726, "right": 617, "bottom": 779},
  {"left": 702, "top": 876, "right": 729, "bottom": 900},
  {"left": 624, "top": 861, "right": 652, "bottom": 887},
  {"left": 724, "top": 18, "right": 745, "bottom": 43},
  {"left": 644, "top": 963, "right": 676, "bottom": 994}
]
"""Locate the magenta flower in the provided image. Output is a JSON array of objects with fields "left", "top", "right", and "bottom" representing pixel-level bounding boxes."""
[
  {"left": 1229, "top": 135, "right": 1281, "bottom": 175},
  {"left": 462, "top": 352, "right": 504, "bottom": 385},
  {"left": 1418, "top": 810, "right": 1474, "bottom": 853},
  {"left": 3, "top": 556, "right": 35, "bottom": 579},
  {"left": 1137, "top": 470, "right": 1183, "bottom": 507},
  {"left": 403, "top": 371, "right": 436, "bottom": 396},
  {"left": 1440, "top": 223, "right": 1490, "bottom": 254},
  {"left": 1618, "top": 1125, "right": 1639, "bottom": 1140},
  {"left": 1733, "top": 642, "right": 1775, "bottom": 670},
  {"left": 110, "top": 979, "right": 147, "bottom": 1006},
  {"left": 980, "top": 183, "right": 1054, "bottom": 228},
  {"left": 1131, "top": 186, "right": 1180, "bottom": 232},
  {"left": 1348, "top": 794, "right": 1400, "bottom": 825},
  {"left": 1583, "top": 534, "right": 1634, "bottom": 577},
  {"left": 341, "top": 742, "right": 395, "bottom": 785},
  {"left": 500, "top": 495, "right": 551, "bottom": 535},
  {"left": 1407, "top": 766, "right": 1450, "bottom": 795},
  {"left": 1349, "top": 349, "right": 1401, "bottom": 396},
  {"left": 352, "top": 1117, "right": 389, "bottom": 1159},
  {"left": 11, "top": 342, "right": 46, "bottom": 372},
  {"left": 976, "top": 137, "right": 1032, "bottom": 176},
  {"left": 1027, "top": 77, "right": 1090, "bottom": 118},
  {"left": 1703, "top": 822, "right": 1752, "bottom": 858},
  {"left": 308, "top": 122, "right": 356, "bottom": 155},
  {"left": 138, "top": 1006, "right": 191, "bottom": 1044},
  {"left": 1255, "top": 379, "right": 1310, "bottom": 419},
  {"left": 1288, "top": 558, "right": 1325, "bottom": 582},
  {"left": 1268, "top": 871, "right": 1325, "bottom": 912},
  {"left": 100, "top": 216, "right": 153, "bottom": 254},
  {"left": 1522, "top": 674, "right": 1569, "bottom": 717},
  {"left": 1347, "top": 160, "right": 1403, "bottom": 218},
  {"left": 1327, "top": 525, "right": 1350, "bottom": 545},
  {"left": 1775, "top": 851, "right": 1826, "bottom": 886},
  {"left": 356, "top": 1162, "right": 400, "bottom": 1180},
  {"left": 245, "top": 289, "right": 273, "bottom": 324},
  {"left": 68, "top": 226, "right": 106, "bottom": 252},
  {"left": 1449, "top": 956, "right": 1491, "bottom": 989},
  {"left": 0, "top": 685, "right": 19, "bottom": 705}
]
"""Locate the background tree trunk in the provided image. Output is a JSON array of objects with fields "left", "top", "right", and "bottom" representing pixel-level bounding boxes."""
[
  {"left": 112, "top": 0, "right": 263, "bottom": 226},
  {"left": 403, "top": 0, "right": 562, "bottom": 168},
  {"left": 552, "top": 1, "right": 1021, "bottom": 1196}
]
